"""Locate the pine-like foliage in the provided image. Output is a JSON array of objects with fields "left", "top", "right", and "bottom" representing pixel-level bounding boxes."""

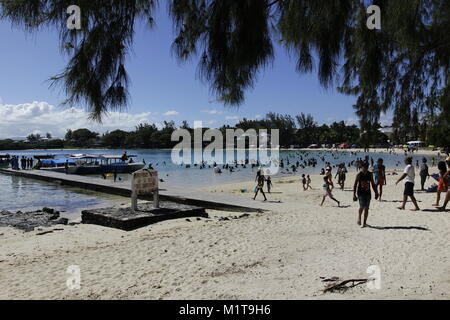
[{"left": 1, "top": 0, "right": 449, "bottom": 125}]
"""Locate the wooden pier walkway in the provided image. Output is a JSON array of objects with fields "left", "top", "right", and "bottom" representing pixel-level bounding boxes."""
[{"left": 0, "top": 168, "right": 267, "bottom": 212}]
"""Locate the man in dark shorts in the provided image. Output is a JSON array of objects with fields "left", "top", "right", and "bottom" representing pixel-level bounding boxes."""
[
  {"left": 353, "top": 161, "right": 379, "bottom": 228},
  {"left": 396, "top": 157, "right": 420, "bottom": 211}
]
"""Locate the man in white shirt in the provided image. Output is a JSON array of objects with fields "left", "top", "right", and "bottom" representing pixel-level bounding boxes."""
[{"left": 396, "top": 157, "right": 420, "bottom": 211}]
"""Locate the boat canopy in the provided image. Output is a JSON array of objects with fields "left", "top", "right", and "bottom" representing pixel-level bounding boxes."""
[
  {"left": 34, "top": 154, "right": 55, "bottom": 160},
  {"left": 68, "top": 154, "right": 137, "bottom": 160},
  {"left": 101, "top": 155, "right": 138, "bottom": 159},
  {"left": 69, "top": 154, "right": 101, "bottom": 159},
  {"left": 407, "top": 141, "right": 426, "bottom": 145},
  {"left": 41, "top": 158, "right": 75, "bottom": 165}
]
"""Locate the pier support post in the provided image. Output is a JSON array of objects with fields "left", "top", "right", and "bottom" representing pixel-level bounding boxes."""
[
  {"left": 131, "top": 189, "right": 138, "bottom": 211},
  {"left": 154, "top": 190, "right": 159, "bottom": 209}
]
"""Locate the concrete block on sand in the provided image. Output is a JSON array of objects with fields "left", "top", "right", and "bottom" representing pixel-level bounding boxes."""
[{"left": 82, "top": 202, "right": 208, "bottom": 231}]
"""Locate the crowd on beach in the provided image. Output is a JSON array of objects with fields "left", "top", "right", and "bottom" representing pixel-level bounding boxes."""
[
  {"left": 2, "top": 148, "right": 449, "bottom": 224},
  {"left": 251, "top": 152, "right": 450, "bottom": 228}
]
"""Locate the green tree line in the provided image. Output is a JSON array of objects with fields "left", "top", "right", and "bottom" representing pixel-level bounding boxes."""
[
  {"left": 3, "top": 109, "right": 449, "bottom": 151},
  {"left": 0, "top": 113, "right": 379, "bottom": 150}
]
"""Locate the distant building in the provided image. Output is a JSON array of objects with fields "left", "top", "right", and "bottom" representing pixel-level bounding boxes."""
[{"left": 379, "top": 127, "right": 394, "bottom": 139}]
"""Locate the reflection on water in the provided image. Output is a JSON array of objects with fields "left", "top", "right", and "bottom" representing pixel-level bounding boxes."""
[{"left": 0, "top": 174, "right": 125, "bottom": 219}]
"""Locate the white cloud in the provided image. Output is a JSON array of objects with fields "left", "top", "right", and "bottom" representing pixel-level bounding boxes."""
[
  {"left": 0, "top": 101, "right": 154, "bottom": 139},
  {"left": 345, "top": 117, "right": 359, "bottom": 126},
  {"left": 380, "top": 113, "right": 393, "bottom": 127},
  {"left": 204, "top": 120, "right": 217, "bottom": 127},
  {"left": 163, "top": 110, "right": 179, "bottom": 116},
  {"left": 201, "top": 109, "right": 223, "bottom": 115},
  {"left": 225, "top": 116, "right": 239, "bottom": 121}
]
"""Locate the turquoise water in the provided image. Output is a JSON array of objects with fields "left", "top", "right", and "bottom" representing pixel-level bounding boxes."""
[
  {"left": 0, "top": 149, "right": 443, "bottom": 214},
  {"left": 0, "top": 173, "right": 125, "bottom": 218}
]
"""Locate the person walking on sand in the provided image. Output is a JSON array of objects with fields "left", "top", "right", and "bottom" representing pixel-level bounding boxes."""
[
  {"left": 301, "top": 174, "right": 307, "bottom": 191},
  {"left": 306, "top": 175, "right": 312, "bottom": 190},
  {"left": 373, "top": 158, "right": 386, "bottom": 201},
  {"left": 396, "top": 157, "right": 421, "bottom": 211},
  {"left": 255, "top": 168, "right": 262, "bottom": 182},
  {"left": 353, "top": 162, "right": 379, "bottom": 228},
  {"left": 335, "top": 163, "right": 347, "bottom": 190},
  {"left": 266, "top": 176, "right": 273, "bottom": 194},
  {"left": 325, "top": 167, "right": 334, "bottom": 190},
  {"left": 320, "top": 176, "right": 340, "bottom": 207},
  {"left": 253, "top": 173, "right": 267, "bottom": 201},
  {"left": 419, "top": 158, "right": 430, "bottom": 191}
]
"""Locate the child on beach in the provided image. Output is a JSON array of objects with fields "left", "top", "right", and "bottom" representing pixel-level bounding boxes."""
[
  {"left": 320, "top": 176, "right": 340, "bottom": 207},
  {"left": 433, "top": 161, "right": 449, "bottom": 207},
  {"left": 306, "top": 175, "right": 312, "bottom": 190},
  {"left": 373, "top": 158, "right": 386, "bottom": 201},
  {"left": 353, "top": 162, "right": 379, "bottom": 228},
  {"left": 306, "top": 174, "right": 312, "bottom": 190},
  {"left": 253, "top": 174, "right": 267, "bottom": 201},
  {"left": 301, "top": 174, "right": 307, "bottom": 191},
  {"left": 266, "top": 176, "right": 273, "bottom": 194}
]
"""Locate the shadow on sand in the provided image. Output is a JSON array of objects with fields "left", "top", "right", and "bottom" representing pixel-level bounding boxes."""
[
  {"left": 367, "top": 225, "right": 429, "bottom": 231},
  {"left": 382, "top": 200, "right": 423, "bottom": 203},
  {"left": 421, "top": 208, "right": 450, "bottom": 213}
]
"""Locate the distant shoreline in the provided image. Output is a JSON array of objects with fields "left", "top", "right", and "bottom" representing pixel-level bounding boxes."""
[{"left": 0, "top": 147, "right": 445, "bottom": 157}]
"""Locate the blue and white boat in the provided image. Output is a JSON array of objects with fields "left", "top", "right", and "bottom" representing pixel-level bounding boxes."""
[
  {"left": 69, "top": 154, "right": 102, "bottom": 174},
  {"left": 40, "top": 158, "right": 78, "bottom": 174},
  {"left": 66, "top": 154, "right": 145, "bottom": 174},
  {"left": 98, "top": 155, "right": 145, "bottom": 174}
]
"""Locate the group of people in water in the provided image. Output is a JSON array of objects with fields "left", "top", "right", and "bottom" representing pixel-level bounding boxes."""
[{"left": 252, "top": 153, "right": 450, "bottom": 228}]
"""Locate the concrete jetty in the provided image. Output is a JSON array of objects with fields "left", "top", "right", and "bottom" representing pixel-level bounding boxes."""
[{"left": 0, "top": 168, "right": 266, "bottom": 212}]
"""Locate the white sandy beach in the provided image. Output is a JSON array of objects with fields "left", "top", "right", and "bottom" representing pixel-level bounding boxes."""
[{"left": 0, "top": 168, "right": 449, "bottom": 300}]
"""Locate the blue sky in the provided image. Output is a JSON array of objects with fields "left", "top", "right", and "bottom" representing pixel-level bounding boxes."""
[{"left": 0, "top": 7, "right": 369, "bottom": 139}]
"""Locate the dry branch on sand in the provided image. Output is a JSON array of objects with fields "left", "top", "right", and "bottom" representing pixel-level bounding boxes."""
[{"left": 322, "top": 277, "right": 369, "bottom": 293}]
